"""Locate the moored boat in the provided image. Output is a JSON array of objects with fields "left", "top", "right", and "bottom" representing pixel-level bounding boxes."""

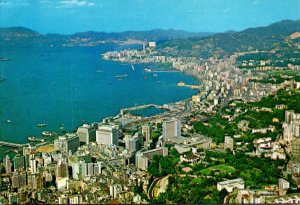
[
  {"left": 37, "top": 123, "right": 47, "bottom": 127},
  {"left": 27, "top": 136, "right": 36, "bottom": 142},
  {"left": 42, "top": 131, "right": 52, "bottom": 136}
]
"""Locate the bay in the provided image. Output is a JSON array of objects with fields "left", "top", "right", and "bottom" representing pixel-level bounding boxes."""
[{"left": 0, "top": 44, "right": 198, "bottom": 143}]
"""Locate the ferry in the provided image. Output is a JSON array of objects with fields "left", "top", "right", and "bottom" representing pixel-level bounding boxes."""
[
  {"left": 27, "top": 136, "right": 36, "bottom": 142},
  {"left": 144, "top": 68, "right": 152, "bottom": 72},
  {"left": 114, "top": 74, "right": 128, "bottom": 78},
  {"left": 42, "top": 131, "right": 52, "bottom": 136},
  {"left": 37, "top": 123, "right": 47, "bottom": 127}
]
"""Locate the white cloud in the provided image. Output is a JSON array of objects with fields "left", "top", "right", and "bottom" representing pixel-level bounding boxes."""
[
  {"left": 0, "top": 1, "right": 12, "bottom": 7},
  {"left": 0, "top": 0, "right": 29, "bottom": 7},
  {"left": 41, "top": 0, "right": 95, "bottom": 8}
]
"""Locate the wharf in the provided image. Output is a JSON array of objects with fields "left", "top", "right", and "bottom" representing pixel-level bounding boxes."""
[
  {"left": 0, "top": 141, "right": 26, "bottom": 148},
  {"left": 121, "top": 104, "right": 164, "bottom": 113}
]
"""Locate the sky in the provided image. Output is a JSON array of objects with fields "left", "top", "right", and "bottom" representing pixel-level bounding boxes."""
[{"left": 0, "top": 0, "right": 299, "bottom": 34}]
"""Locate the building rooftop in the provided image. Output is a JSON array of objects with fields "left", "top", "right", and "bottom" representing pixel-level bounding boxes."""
[{"left": 218, "top": 178, "right": 244, "bottom": 185}]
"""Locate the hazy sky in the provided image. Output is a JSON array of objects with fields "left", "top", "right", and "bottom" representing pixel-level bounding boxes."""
[{"left": 0, "top": 0, "right": 299, "bottom": 34}]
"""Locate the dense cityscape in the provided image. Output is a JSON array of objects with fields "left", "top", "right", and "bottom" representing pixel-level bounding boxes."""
[{"left": 1, "top": 1, "right": 300, "bottom": 204}]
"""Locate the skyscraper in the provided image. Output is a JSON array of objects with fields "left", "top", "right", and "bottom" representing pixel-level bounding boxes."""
[
  {"left": 96, "top": 125, "right": 119, "bottom": 145},
  {"left": 76, "top": 124, "right": 96, "bottom": 144},
  {"left": 13, "top": 155, "right": 26, "bottom": 171},
  {"left": 291, "top": 138, "right": 300, "bottom": 159},
  {"left": 163, "top": 118, "right": 181, "bottom": 141},
  {"left": 54, "top": 134, "right": 80, "bottom": 157},
  {"left": 29, "top": 158, "right": 37, "bottom": 174},
  {"left": 12, "top": 171, "right": 20, "bottom": 188},
  {"left": 142, "top": 125, "right": 151, "bottom": 141},
  {"left": 125, "top": 135, "right": 140, "bottom": 153},
  {"left": 4, "top": 155, "right": 12, "bottom": 174},
  {"left": 56, "top": 162, "right": 68, "bottom": 178}
]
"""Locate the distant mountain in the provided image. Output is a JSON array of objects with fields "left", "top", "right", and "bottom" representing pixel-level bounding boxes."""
[
  {"left": 0, "top": 27, "right": 213, "bottom": 47},
  {"left": 71, "top": 28, "right": 212, "bottom": 41},
  {"left": 1, "top": 19, "right": 299, "bottom": 55},
  {"left": 241, "top": 19, "right": 300, "bottom": 36},
  {"left": 0, "top": 26, "right": 41, "bottom": 38},
  {"left": 160, "top": 19, "right": 300, "bottom": 58}
]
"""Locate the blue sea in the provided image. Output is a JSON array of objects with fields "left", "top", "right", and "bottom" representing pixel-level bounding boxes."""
[{"left": 0, "top": 44, "right": 198, "bottom": 143}]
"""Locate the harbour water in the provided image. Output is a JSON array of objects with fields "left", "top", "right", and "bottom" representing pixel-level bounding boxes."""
[{"left": 0, "top": 44, "right": 198, "bottom": 143}]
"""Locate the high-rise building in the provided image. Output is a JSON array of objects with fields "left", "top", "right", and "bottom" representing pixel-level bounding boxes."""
[
  {"left": 71, "top": 162, "right": 80, "bottom": 180},
  {"left": 69, "top": 195, "right": 83, "bottom": 204},
  {"left": 96, "top": 125, "right": 119, "bottom": 145},
  {"left": 135, "top": 152, "right": 148, "bottom": 170},
  {"left": 54, "top": 134, "right": 80, "bottom": 157},
  {"left": 80, "top": 160, "right": 87, "bottom": 178},
  {"left": 93, "top": 161, "right": 102, "bottom": 176},
  {"left": 224, "top": 136, "right": 234, "bottom": 151},
  {"left": 12, "top": 171, "right": 20, "bottom": 188},
  {"left": 4, "top": 155, "right": 12, "bottom": 174},
  {"left": 292, "top": 121, "right": 300, "bottom": 138},
  {"left": 291, "top": 138, "right": 300, "bottom": 159},
  {"left": 285, "top": 110, "right": 295, "bottom": 124},
  {"left": 58, "top": 194, "right": 68, "bottom": 204},
  {"left": 56, "top": 162, "right": 68, "bottom": 178},
  {"left": 31, "top": 173, "right": 44, "bottom": 190},
  {"left": 110, "top": 184, "right": 122, "bottom": 199},
  {"left": 87, "top": 163, "right": 94, "bottom": 176},
  {"left": 13, "top": 155, "right": 26, "bottom": 171},
  {"left": 163, "top": 118, "right": 181, "bottom": 141},
  {"left": 278, "top": 178, "right": 290, "bottom": 189},
  {"left": 76, "top": 124, "right": 96, "bottom": 144},
  {"left": 125, "top": 135, "right": 140, "bottom": 153},
  {"left": 29, "top": 158, "right": 37, "bottom": 174},
  {"left": 19, "top": 172, "right": 27, "bottom": 187},
  {"left": 136, "top": 147, "right": 168, "bottom": 170},
  {"left": 148, "top": 41, "right": 156, "bottom": 48},
  {"left": 142, "top": 125, "right": 151, "bottom": 141}
]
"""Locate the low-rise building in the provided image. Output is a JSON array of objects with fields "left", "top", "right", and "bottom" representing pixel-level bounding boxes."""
[
  {"left": 217, "top": 178, "right": 245, "bottom": 192},
  {"left": 278, "top": 178, "right": 290, "bottom": 190}
]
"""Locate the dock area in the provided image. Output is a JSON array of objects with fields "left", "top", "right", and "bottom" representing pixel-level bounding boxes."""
[
  {"left": 177, "top": 81, "right": 200, "bottom": 89},
  {"left": 0, "top": 141, "right": 26, "bottom": 148},
  {"left": 121, "top": 104, "right": 165, "bottom": 113}
]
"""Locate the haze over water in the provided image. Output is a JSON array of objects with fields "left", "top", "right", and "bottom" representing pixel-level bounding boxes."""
[{"left": 0, "top": 44, "right": 198, "bottom": 143}]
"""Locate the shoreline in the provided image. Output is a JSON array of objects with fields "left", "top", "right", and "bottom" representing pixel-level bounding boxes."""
[{"left": 0, "top": 49, "right": 199, "bottom": 146}]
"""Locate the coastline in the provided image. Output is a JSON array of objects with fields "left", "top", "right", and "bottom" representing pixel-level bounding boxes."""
[{"left": 0, "top": 45, "right": 199, "bottom": 146}]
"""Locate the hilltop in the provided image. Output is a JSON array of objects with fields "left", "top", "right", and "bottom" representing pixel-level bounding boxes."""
[
  {"left": 1, "top": 19, "right": 299, "bottom": 55},
  {"left": 159, "top": 19, "right": 300, "bottom": 58},
  {"left": 0, "top": 27, "right": 212, "bottom": 47}
]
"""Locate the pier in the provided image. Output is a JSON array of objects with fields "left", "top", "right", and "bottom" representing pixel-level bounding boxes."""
[
  {"left": 152, "top": 70, "right": 180, "bottom": 73},
  {"left": 144, "top": 70, "right": 180, "bottom": 73},
  {"left": 122, "top": 104, "right": 164, "bottom": 113},
  {"left": 0, "top": 141, "right": 26, "bottom": 148}
]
